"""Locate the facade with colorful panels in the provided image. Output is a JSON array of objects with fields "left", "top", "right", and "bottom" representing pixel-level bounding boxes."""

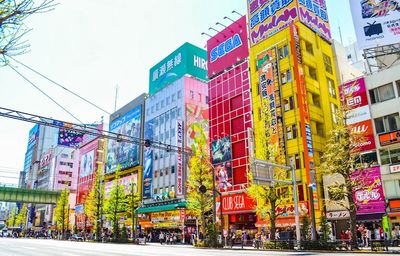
[
  {"left": 138, "top": 42, "right": 208, "bottom": 241},
  {"left": 247, "top": 0, "right": 341, "bottom": 228},
  {"left": 207, "top": 16, "right": 255, "bottom": 234}
]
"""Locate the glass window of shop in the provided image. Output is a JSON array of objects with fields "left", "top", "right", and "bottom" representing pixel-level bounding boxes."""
[
  {"left": 380, "top": 148, "right": 400, "bottom": 165},
  {"left": 356, "top": 151, "right": 378, "bottom": 167},
  {"left": 369, "top": 83, "right": 395, "bottom": 104},
  {"left": 374, "top": 113, "right": 400, "bottom": 134},
  {"left": 396, "top": 80, "right": 400, "bottom": 97}
]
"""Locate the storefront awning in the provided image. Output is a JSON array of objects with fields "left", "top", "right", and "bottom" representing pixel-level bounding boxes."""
[
  {"left": 356, "top": 213, "right": 384, "bottom": 222},
  {"left": 255, "top": 217, "right": 302, "bottom": 228},
  {"left": 137, "top": 201, "right": 186, "bottom": 214}
]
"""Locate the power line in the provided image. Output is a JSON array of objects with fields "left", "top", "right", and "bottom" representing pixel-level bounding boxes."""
[
  {"left": 8, "top": 56, "right": 111, "bottom": 115},
  {"left": 0, "top": 165, "right": 20, "bottom": 170},
  {"left": 8, "top": 64, "right": 85, "bottom": 125}
]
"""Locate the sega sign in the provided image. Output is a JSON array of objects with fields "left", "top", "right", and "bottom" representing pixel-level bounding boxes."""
[
  {"left": 207, "top": 15, "right": 248, "bottom": 78},
  {"left": 210, "top": 34, "right": 243, "bottom": 63}
]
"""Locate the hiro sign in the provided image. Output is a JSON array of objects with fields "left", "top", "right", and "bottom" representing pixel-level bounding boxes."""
[{"left": 207, "top": 15, "right": 248, "bottom": 78}]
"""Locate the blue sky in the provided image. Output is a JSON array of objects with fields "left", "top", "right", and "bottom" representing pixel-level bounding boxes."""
[{"left": 0, "top": 0, "right": 356, "bottom": 184}]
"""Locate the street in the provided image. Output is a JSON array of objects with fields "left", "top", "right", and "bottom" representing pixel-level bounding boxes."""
[{"left": 0, "top": 238, "right": 383, "bottom": 256}]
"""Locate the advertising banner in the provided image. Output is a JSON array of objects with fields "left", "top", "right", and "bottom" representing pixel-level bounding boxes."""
[
  {"left": 40, "top": 150, "right": 52, "bottom": 168},
  {"left": 58, "top": 128, "right": 84, "bottom": 147},
  {"left": 352, "top": 167, "right": 386, "bottom": 214},
  {"left": 176, "top": 120, "right": 184, "bottom": 196},
  {"left": 215, "top": 161, "right": 233, "bottom": 190},
  {"left": 211, "top": 136, "right": 232, "bottom": 165},
  {"left": 143, "top": 120, "right": 154, "bottom": 199},
  {"left": 350, "top": 0, "right": 400, "bottom": 50},
  {"left": 207, "top": 15, "right": 248, "bottom": 77},
  {"left": 290, "top": 24, "right": 316, "bottom": 199},
  {"left": 257, "top": 48, "right": 286, "bottom": 163},
  {"left": 105, "top": 173, "right": 138, "bottom": 198},
  {"left": 298, "top": 0, "right": 331, "bottom": 41},
  {"left": 340, "top": 78, "right": 376, "bottom": 151},
  {"left": 149, "top": 42, "right": 207, "bottom": 95},
  {"left": 379, "top": 129, "right": 400, "bottom": 146},
  {"left": 79, "top": 150, "right": 95, "bottom": 178},
  {"left": 107, "top": 105, "right": 142, "bottom": 174},
  {"left": 248, "top": 0, "right": 299, "bottom": 46},
  {"left": 186, "top": 104, "right": 209, "bottom": 150}
]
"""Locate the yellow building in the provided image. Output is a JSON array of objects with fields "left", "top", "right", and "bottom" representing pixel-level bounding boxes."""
[{"left": 248, "top": 0, "right": 340, "bottom": 227}]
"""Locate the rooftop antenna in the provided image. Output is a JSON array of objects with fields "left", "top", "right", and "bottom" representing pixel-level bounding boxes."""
[
  {"left": 232, "top": 10, "right": 242, "bottom": 17},
  {"left": 224, "top": 16, "right": 243, "bottom": 28},
  {"left": 114, "top": 84, "right": 119, "bottom": 112},
  {"left": 216, "top": 22, "right": 234, "bottom": 33},
  {"left": 338, "top": 21, "right": 343, "bottom": 45}
]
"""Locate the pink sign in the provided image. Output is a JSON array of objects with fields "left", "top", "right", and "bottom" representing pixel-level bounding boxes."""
[
  {"left": 207, "top": 15, "right": 248, "bottom": 78},
  {"left": 339, "top": 78, "right": 369, "bottom": 110},
  {"left": 352, "top": 167, "right": 386, "bottom": 214}
]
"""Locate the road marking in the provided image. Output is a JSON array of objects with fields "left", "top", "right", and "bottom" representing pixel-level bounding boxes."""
[{"left": 21, "top": 246, "right": 37, "bottom": 250}]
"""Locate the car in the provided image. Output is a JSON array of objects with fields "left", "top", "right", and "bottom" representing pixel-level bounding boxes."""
[{"left": 70, "top": 234, "right": 84, "bottom": 242}]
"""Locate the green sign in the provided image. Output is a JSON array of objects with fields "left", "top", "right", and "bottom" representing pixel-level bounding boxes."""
[{"left": 149, "top": 42, "right": 208, "bottom": 95}]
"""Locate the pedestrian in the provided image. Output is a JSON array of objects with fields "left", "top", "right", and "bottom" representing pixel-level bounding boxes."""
[
  {"left": 374, "top": 227, "right": 380, "bottom": 240},
  {"left": 159, "top": 232, "right": 164, "bottom": 245}
]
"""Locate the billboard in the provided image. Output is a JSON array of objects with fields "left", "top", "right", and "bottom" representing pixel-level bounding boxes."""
[
  {"left": 211, "top": 136, "right": 232, "bottom": 165},
  {"left": 24, "top": 124, "right": 39, "bottom": 175},
  {"left": 352, "top": 167, "right": 386, "bottom": 214},
  {"left": 350, "top": 0, "right": 400, "bottom": 50},
  {"left": 186, "top": 103, "right": 209, "bottom": 150},
  {"left": 176, "top": 120, "right": 184, "bottom": 196},
  {"left": 257, "top": 48, "right": 286, "bottom": 162},
  {"left": 207, "top": 15, "right": 249, "bottom": 77},
  {"left": 339, "top": 77, "right": 376, "bottom": 152},
  {"left": 143, "top": 120, "right": 154, "bottom": 199},
  {"left": 107, "top": 105, "right": 142, "bottom": 174},
  {"left": 215, "top": 161, "right": 233, "bottom": 190},
  {"left": 248, "top": 0, "right": 299, "bottom": 46},
  {"left": 149, "top": 42, "right": 208, "bottom": 95},
  {"left": 79, "top": 150, "right": 95, "bottom": 178},
  {"left": 105, "top": 173, "right": 139, "bottom": 198},
  {"left": 58, "top": 128, "right": 84, "bottom": 148},
  {"left": 298, "top": 0, "right": 331, "bottom": 42},
  {"left": 379, "top": 130, "right": 400, "bottom": 146}
]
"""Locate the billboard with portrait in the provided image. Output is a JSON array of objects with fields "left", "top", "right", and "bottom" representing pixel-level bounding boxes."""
[
  {"left": 58, "top": 128, "right": 84, "bottom": 148},
  {"left": 79, "top": 150, "right": 95, "bottom": 178},
  {"left": 143, "top": 120, "right": 154, "bottom": 199},
  {"left": 211, "top": 136, "right": 232, "bottom": 165},
  {"left": 107, "top": 105, "right": 142, "bottom": 174},
  {"left": 215, "top": 161, "right": 233, "bottom": 190},
  {"left": 350, "top": 0, "right": 400, "bottom": 50}
]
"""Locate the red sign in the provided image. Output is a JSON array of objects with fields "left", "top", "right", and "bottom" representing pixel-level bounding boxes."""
[
  {"left": 339, "top": 78, "right": 369, "bottom": 110},
  {"left": 207, "top": 16, "right": 248, "bottom": 78},
  {"left": 350, "top": 119, "right": 376, "bottom": 152},
  {"left": 379, "top": 130, "right": 400, "bottom": 146},
  {"left": 221, "top": 193, "right": 254, "bottom": 213}
]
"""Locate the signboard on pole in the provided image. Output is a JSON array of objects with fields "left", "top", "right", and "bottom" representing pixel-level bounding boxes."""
[
  {"left": 350, "top": 0, "right": 400, "bottom": 50},
  {"left": 176, "top": 120, "right": 184, "bottom": 196}
]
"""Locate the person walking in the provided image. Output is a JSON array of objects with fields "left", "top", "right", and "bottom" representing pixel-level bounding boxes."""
[{"left": 159, "top": 232, "right": 164, "bottom": 245}]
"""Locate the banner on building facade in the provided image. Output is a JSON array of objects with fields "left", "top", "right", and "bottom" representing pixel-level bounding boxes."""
[
  {"left": 350, "top": 0, "right": 400, "bottom": 50},
  {"left": 143, "top": 120, "right": 154, "bottom": 199},
  {"left": 211, "top": 136, "right": 232, "bottom": 165},
  {"left": 58, "top": 128, "right": 84, "bottom": 148},
  {"left": 176, "top": 120, "right": 184, "bottom": 196},
  {"left": 107, "top": 105, "right": 142, "bottom": 174}
]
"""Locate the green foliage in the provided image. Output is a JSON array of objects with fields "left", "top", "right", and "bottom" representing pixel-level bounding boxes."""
[
  {"left": 120, "top": 225, "right": 128, "bottom": 243},
  {"left": 85, "top": 167, "right": 105, "bottom": 239},
  {"left": 54, "top": 189, "right": 70, "bottom": 238},
  {"left": 301, "top": 215, "right": 311, "bottom": 241},
  {"left": 104, "top": 170, "right": 127, "bottom": 240},
  {"left": 7, "top": 207, "right": 17, "bottom": 227},
  {"left": 186, "top": 124, "right": 213, "bottom": 236},
  {"left": 320, "top": 215, "right": 331, "bottom": 241},
  {"left": 15, "top": 204, "right": 27, "bottom": 228},
  {"left": 206, "top": 222, "right": 219, "bottom": 248}
]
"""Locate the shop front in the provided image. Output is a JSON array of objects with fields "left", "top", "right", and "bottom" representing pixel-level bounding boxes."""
[{"left": 388, "top": 199, "right": 400, "bottom": 230}]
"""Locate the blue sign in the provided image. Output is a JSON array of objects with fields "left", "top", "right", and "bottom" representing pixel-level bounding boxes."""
[{"left": 143, "top": 120, "right": 154, "bottom": 199}]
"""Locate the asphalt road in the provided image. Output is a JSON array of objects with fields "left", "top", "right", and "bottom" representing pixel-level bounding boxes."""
[{"left": 0, "top": 238, "right": 383, "bottom": 256}]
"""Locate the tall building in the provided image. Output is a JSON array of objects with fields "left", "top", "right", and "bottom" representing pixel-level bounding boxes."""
[
  {"left": 206, "top": 16, "right": 255, "bottom": 232},
  {"left": 138, "top": 42, "right": 208, "bottom": 238},
  {"left": 247, "top": 0, "right": 341, "bottom": 228}
]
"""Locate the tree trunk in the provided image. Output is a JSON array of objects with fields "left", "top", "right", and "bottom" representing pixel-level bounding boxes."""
[
  {"left": 270, "top": 200, "right": 276, "bottom": 241},
  {"left": 348, "top": 193, "right": 358, "bottom": 250}
]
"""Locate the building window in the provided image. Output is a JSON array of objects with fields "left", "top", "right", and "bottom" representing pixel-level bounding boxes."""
[
  {"left": 258, "top": 107, "right": 262, "bottom": 121},
  {"left": 312, "top": 93, "right": 321, "bottom": 107},
  {"left": 397, "top": 80, "right": 400, "bottom": 97},
  {"left": 171, "top": 165, "right": 175, "bottom": 174},
  {"left": 380, "top": 148, "right": 400, "bottom": 165},
  {"left": 165, "top": 168, "right": 169, "bottom": 175},
  {"left": 154, "top": 188, "right": 158, "bottom": 194},
  {"left": 170, "top": 110, "right": 176, "bottom": 119},
  {"left": 281, "top": 70, "right": 291, "bottom": 84},
  {"left": 177, "top": 90, "right": 182, "bottom": 99},
  {"left": 171, "top": 185, "right": 175, "bottom": 192},
  {"left": 308, "top": 66, "right": 317, "bottom": 80},
  {"left": 328, "top": 78, "right": 336, "bottom": 98},
  {"left": 205, "top": 96, "right": 209, "bottom": 104},
  {"left": 284, "top": 96, "right": 295, "bottom": 111},
  {"left": 331, "top": 103, "right": 339, "bottom": 124},
  {"left": 278, "top": 44, "right": 289, "bottom": 59},
  {"left": 151, "top": 106, "right": 155, "bottom": 113},
  {"left": 161, "top": 100, "right": 165, "bottom": 108},
  {"left": 160, "top": 169, "right": 163, "bottom": 176},
  {"left": 154, "top": 170, "right": 158, "bottom": 178},
  {"left": 290, "top": 154, "right": 301, "bottom": 169},
  {"left": 323, "top": 53, "right": 333, "bottom": 74},
  {"left": 286, "top": 124, "right": 298, "bottom": 140},
  {"left": 305, "top": 41, "right": 313, "bottom": 55},
  {"left": 369, "top": 83, "right": 395, "bottom": 104},
  {"left": 316, "top": 122, "right": 324, "bottom": 137},
  {"left": 374, "top": 113, "right": 400, "bottom": 134},
  {"left": 156, "top": 103, "right": 159, "bottom": 111},
  {"left": 190, "top": 90, "right": 194, "bottom": 99},
  {"left": 166, "top": 96, "right": 170, "bottom": 105}
]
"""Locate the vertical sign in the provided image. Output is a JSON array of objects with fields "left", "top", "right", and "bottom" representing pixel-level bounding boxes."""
[
  {"left": 176, "top": 120, "right": 184, "bottom": 196},
  {"left": 290, "top": 23, "right": 318, "bottom": 209},
  {"left": 143, "top": 120, "right": 154, "bottom": 199}
]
